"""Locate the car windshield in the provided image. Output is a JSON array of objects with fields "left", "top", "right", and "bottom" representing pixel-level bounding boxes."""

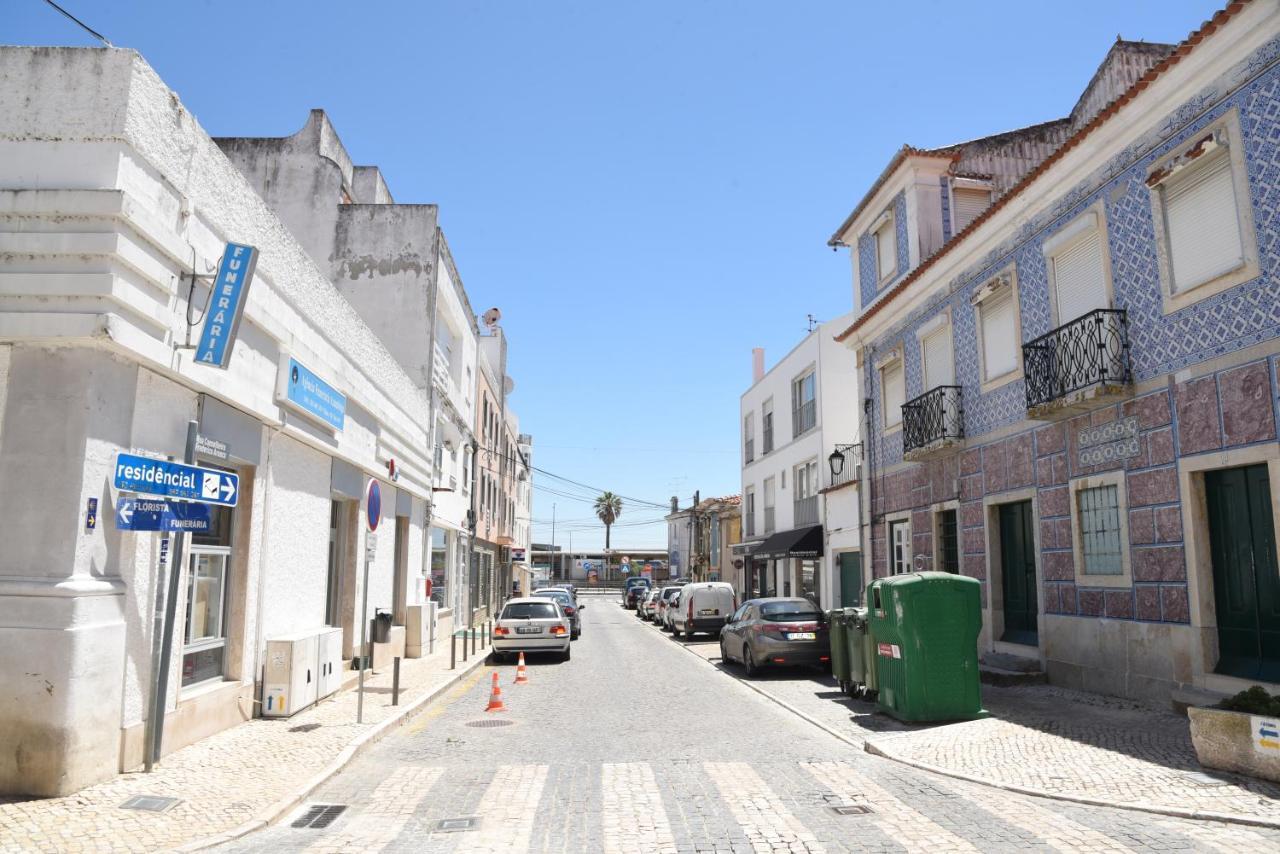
[
  {"left": 759, "top": 601, "right": 821, "bottom": 622},
  {"left": 503, "top": 602, "right": 559, "bottom": 619},
  {"left": 534, "top": 592, "right": 572, "bottom": 606}
]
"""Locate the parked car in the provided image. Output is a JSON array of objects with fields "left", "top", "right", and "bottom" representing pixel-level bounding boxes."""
[
  {"left": 719, "top": 598, "right": 829, "bottom": 676},
  {"left": 492, "top": 598, "right": 571, "bottom": 662},
  {"left": 637, "top": 588, "right": 661, "bottom": 621},
  {"left": 669, "top": 582, "right": 737, "bottom": 638},
  {"left": 623, "top": 577, "right": 652, "bottom": 609},
  {"left": 661, "top": 587, "right": 682, "bottom": 632},
  {"left": 653, "top": 585, "right": 682, "bottom": 625},
  {"left": 530, "top": 589, "right": 582, "bottom": 639}
]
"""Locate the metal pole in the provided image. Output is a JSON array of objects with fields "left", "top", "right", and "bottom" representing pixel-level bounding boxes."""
[
  {"left": 392, "top": 657, "right": 401, "bottom": 706},
  {"left": 462, "top": 628, "right": 468, "bottom": 662},
  {"left": 450, "top": 631, "right": 457, "bottom": 669},
  {"left": 148, "top": 420, "right": 198, "bottom": 770},
  {"left": 357, "top": 544, "right": 372, "bottom": 724},
  {"left": 551, "top": 503, "right": 556, "bottom": 578}
]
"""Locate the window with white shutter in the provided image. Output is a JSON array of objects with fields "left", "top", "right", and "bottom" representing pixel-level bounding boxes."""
[
  {"left": 882, "top": 359, "right": 904, "bottom": 429},
  {"left": 979, "top": 289, "right": 1017, "bottom": 382},
  {"left": 922, "top": 325, "right": 954, "bottom": 389},
  {"left": 876, "top": 222, "right": 896, "bottom": 282},
  {"left": 1051, "top": 229, "right": 1108, "bottom": 325},
  {"left": 952, "top": 187, "right": 991, "bottom": 232},
  {"left": 1163, "top": 152, "right": 1244, "bottom": 293}
]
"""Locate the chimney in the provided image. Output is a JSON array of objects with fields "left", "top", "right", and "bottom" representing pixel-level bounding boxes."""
[{"left": 752, "top": 348, "right": 765, "bottom": 383}]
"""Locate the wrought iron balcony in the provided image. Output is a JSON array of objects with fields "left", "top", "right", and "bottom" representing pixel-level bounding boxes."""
[
  {"left": 1023, "top": 309, "right": 1132, "bottom": 415},
  {"left": 794, "top": 495, "right": 819, "bottom": 526},
  {"left": 902, "top": 385, "right": 964, "bottom": 458},
  {"left": 827, "top": 443, "right": 862, "bottom": 489},
  {"left": 744, "top": 438, "right": 755, "bottom": 464}
]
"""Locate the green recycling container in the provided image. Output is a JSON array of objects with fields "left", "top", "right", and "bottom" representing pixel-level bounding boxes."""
[
  {"left": 845, "top": 606, "right": 876, "bottom": 698},
  {"left": 866, "top": 572, "right": 985, "bottom": 722},
  {"left": 826, "top": 609, "right": 853, "bottom": 692}
]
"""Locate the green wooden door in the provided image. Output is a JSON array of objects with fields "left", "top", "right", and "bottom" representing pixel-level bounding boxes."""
[
  {"left": 839, "top": 552, "right": 863, "bottom": 607},
  {"left": 999, "top": 500, "right": 1039, "bottom": 646},
  {"left": 1205, "top": 464, "right": 1280, "bottom": 682}
]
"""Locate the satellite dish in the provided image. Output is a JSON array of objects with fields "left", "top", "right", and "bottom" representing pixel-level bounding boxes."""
[{"left": 482, "top": 307, "right": 502, "bottom": 328}]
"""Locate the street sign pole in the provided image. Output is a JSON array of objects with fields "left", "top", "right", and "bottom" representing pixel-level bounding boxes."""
[
  {"left": 147, "top": 420, "right": 198, "bottom": 770},
  {"left": 357, "top": 479, "right": 381, "bottom": 724}
]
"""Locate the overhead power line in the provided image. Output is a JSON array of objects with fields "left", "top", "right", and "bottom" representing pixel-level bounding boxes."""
[{"left": 42, "top": 0, "right": 112, "bottom": 46}]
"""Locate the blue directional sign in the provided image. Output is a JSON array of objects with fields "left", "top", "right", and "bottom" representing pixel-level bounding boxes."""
[
  {"left": 116, "top": 497, "right": 213, "bottom": 532},
  {"left": 195, "top": 243, "right": 258, "bottom": 370},
  {"left": 281, "top": 358, "right": 346, "bottom": 431},
  {"left": 114, "top": 453, "right": 239, "bottom": 507}
]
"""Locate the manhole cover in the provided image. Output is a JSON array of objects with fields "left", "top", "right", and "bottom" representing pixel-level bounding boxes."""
[
  {"left": 464, "top": 719, "right": 516, "bottom": 728},
  {"left": 829, "top": 804, "right": 874, "bottom": 816},
  {"left": 435, "top": 816, "right": 480, "bottom": 832},
  {"left": 120, "top": 795, "right": 181, "bottom": 813},
  {"left": 289, "top": 723, "right": 322, "bottom": 733},
  {"left": 291, "top": 804, "right": 347, "bottom": 828}
]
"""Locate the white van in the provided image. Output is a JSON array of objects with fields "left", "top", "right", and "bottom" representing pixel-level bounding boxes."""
[{"left": 669, "top": 582, "right": 737, "bottom": 638}]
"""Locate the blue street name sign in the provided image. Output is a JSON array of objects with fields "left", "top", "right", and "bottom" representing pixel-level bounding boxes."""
[
  {"left": 113, "top": 453, "right": 239, "bottom": 507},
  {"left": 195, "top": 243, "right": 259, "bottom": 369},
  {"left": 116, "top": 497, "right": 214, "bottom": 532},
  {"left": 281, "top": 358, "right": 346, "bottom": 431}
]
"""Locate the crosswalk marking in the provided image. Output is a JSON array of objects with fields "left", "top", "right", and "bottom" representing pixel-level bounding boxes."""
[
  {"left": 466, "top": 763, "right": 549, "bottom": 853},
  {"left": 602, "top": 762, "right": 676, "bottom": 853},
  {"left": 705, "top": 762, "right": 826, "bottom": 854},
  {"left": 803, "top": 761, "right": 982, "bottom": 853},
  {"left": 302, "top": 766, "right": 442, "bottom": 853}
]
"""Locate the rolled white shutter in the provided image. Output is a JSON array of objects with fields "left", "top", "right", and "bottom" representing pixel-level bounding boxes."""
[
  {"left": 1052, "top": 230, "right": 1107, "bottom": 325},
  {"left": 883, "top": 361, "right": 904, "bottom": 425},
  {"left": 953, "top": 187, "right": 990, "bottom": 232},
  {"left": 981, "top": 291, "right": 1016, "bottom": 380},
  {"left": 1165, "top": 154, "right": 1242, "bottom": 293},
  {"left": 922, "top": 327, "right": 954, "bottom": 388},
  {"left": 876, "top": 225, "right": 895, "bottom": 279}
]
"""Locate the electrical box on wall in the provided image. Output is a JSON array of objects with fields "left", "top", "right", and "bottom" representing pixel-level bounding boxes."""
[{"left": 263, "top": 631, "right": 319, "bottom": 717}]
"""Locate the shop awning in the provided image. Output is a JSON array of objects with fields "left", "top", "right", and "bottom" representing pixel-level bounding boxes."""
[
  {"left": 731, "top": 539, "right": 765, "bottom": 555},
  {"left": 755, "top": 525, "right": 823, "bottom": 560}
]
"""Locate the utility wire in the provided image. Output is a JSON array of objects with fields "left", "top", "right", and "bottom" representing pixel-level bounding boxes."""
[{"left": 42, "top": 0, "right": 112, "bottom": 46}]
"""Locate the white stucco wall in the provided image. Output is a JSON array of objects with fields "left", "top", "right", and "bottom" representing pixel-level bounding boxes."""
[{"left": 261, "top": 435, "right": 331, "bottom": 639}]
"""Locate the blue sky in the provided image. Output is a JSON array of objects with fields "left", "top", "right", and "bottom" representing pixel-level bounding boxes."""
[{"left": 8, "top": 0, "right": 1219, "bottom": 550}]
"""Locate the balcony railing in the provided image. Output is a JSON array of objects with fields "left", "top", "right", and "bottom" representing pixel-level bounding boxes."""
[
  {"left": 744, "top": 438, "right": 755, "bottom": 464},
  {"left": 1023, "top": 309, "right": 1131, "bottom": 412},
  {"left": 792, "top": 399, "right": 816, "bottom": 437},
  {"left": 744, "top": 514, "right": 756, "bottom": 538},
  {"left": 794, "top": 495, "right": 819, "bottom": 526},
  {"left": 763, "top": 506, "right": 776, "bottom": 534},
  {"left": 902, "top": 385, "right": 964, "bottom": 456},
  {"left": 762, "top": 423, "right": 774, "bottom": 455},
  {"left": 827, "top": 443, "right": 863, "bottom": 489}
]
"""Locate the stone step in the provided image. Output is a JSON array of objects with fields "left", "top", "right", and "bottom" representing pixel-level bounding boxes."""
[
  {"left": 979, "top": 651, "right": 1046, "bottom": 686},
  {"left": 1170, "top": 686, "right": 1229, "bottom": 716}
]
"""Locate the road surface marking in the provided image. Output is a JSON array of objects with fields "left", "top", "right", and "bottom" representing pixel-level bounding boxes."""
[
  {"left": 303, "top": 765, "right": 442, "bottom": 853},
  {"left": 705, "top": 761, "right": 826, "bottom": 853},
  {"left": 465, "top": 763, "right": 549, "bottom": 853},
  {"left": 602, "top": 762, "right": 676, "bottom": 853}
]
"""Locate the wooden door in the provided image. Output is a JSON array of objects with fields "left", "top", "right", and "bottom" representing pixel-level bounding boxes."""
[
  {"left": 1206, "top": 465, "right": 1280, "bottom": 681},
  {"left": 999, "top": 501, "right": 1039, "bottom": 646}
]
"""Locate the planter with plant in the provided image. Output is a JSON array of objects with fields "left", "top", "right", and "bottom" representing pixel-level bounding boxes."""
[{"left": 1187, "top": 686, "right": 1280, "bottom": 782}]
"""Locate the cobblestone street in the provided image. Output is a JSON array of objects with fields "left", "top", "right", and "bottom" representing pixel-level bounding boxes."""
[{"left": 222, "top": 599, "right": 1280, "bottom": 853}]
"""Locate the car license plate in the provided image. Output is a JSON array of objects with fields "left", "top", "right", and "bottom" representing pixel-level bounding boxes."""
[
  {"left": 516, "top": 626, "right": 542, "bottom": 634},
  {"left": 699, "top": 608, "right": 717, "bottom": 615},
  {"left": 788, "top": 632, "right": 817, "bottom": 640}
]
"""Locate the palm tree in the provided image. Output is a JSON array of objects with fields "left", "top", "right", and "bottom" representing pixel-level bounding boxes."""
[{"left": 594, "top": 491, "right": 623, "bottom": 552}]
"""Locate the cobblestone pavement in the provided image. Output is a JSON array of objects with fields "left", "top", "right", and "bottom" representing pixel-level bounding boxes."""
[
  {"left": 0, "top": 637, "right": 486, "bottom": 854},
  {"left": 668, "top": 623, "right": 1280, "bottom": 823},
  {"left": 221, "top": 600, "right": 1280, "bottom": 853}
]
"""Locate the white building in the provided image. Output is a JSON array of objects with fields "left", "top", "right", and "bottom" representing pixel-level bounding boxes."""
[
  {"left": 737, "top": 315, "right": 863, "bottom": 608},
  {"left": 0, "top": 47, "right": 453, "bottom": 796}
]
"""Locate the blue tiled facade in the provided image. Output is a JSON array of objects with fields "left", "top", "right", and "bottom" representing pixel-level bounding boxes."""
[{"left": 855, "top": 30, "right": 1280, "bottom": 698}]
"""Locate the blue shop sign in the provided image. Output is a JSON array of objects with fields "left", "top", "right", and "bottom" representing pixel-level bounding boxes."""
[
  {"left": 195, "top": 243, "right": 258, "bottom": 370},
  {"left": 279, "top": 358, "right": 346, "bottom": 431},
  {"left": 113, "top": 453, "right": 239, "bottom": 506},
  {"left": 116, "top": 497, "right": 214, "bottom": 532}
]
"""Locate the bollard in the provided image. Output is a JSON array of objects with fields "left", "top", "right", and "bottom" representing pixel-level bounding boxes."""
[
  {"left": 462, "top": 629, "right": 468, "bottom": 662},
  {"left": 392, "top": 657, "right": 401, "bottom": 706},
  {"left": 470, "top": 627, "right": 476, "bottom": 657},
  {"left": 481, "top": 621, "right": 488, "bottom": 649},
  {"left": 450, "top": 632, "right": 456, "bottom": 670}
]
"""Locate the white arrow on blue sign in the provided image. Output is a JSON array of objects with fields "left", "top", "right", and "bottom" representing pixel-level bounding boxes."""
[
  {"left": 114, "top": 453, "right": 239, "bottom": 507},
  {"left": 116, "top": 497, "right": 214, "bottom": 532}
]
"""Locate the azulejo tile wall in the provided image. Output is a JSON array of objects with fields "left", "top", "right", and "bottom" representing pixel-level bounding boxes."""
[
  {"left": 857, "top": 191, "right": 911, "bottom": 310},
  {"left": 856, "top": 37, "right": 1280, "bottom": 633}
]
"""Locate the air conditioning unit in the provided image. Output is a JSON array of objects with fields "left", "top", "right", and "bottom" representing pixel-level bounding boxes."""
[
  {"left": 263, "top": 630, "right": 319, "bottom": 717},
  {"left": 316, "top": 627, "right": 343, "bottom": 700}
]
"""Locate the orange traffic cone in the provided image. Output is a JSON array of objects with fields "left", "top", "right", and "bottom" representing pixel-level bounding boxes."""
[
  {"left": 514, "top": 652, "right": 529, "bottom": 685},
  {"left": 485, "top": 672, "right": 506, "bottom": 712}
]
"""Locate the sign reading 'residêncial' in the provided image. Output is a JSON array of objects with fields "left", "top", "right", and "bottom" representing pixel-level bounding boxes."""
[
  {"left": 113, "top": 453, "right": 239, "bottom": 507},
  {"left": 195, "top": 243, "right": 258, "bottom": 370}
]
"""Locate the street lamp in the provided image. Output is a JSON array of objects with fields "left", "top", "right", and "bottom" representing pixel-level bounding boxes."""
[{"left": 828, "top": 443, "right": 862, "bottom": 480}]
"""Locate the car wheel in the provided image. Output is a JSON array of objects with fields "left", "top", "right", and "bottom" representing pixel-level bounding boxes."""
[
  {"left": 719, "top": 638, "right": 733, "bottom": 665},
  {"left": 683, "top": 628, "right": 695, "bottom": 639},
  {"left": 742, "top": 645, "right": 759, "bottom": 677},
  {"left": 561, "top": 645, "right": 571, "bottom": 662}
]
